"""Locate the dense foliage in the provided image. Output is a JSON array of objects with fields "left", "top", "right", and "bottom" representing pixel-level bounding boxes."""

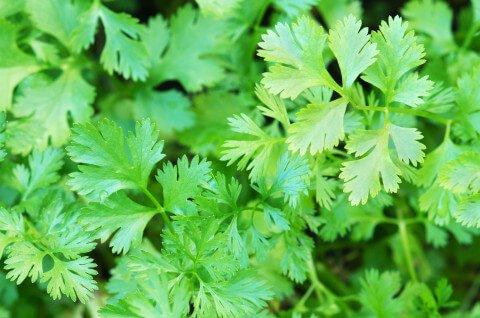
[{"left": 0, "top": 0, "right": 480, "bottom": 316}]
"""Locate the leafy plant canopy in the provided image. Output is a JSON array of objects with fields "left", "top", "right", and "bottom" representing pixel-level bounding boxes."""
[{"left": 0, "top": 0, "right": 479, "bottom": 317}]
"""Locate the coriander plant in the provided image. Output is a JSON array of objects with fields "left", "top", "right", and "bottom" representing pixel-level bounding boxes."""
[{"left": 0, "top": 0, "right": 479, "bottom": 317}]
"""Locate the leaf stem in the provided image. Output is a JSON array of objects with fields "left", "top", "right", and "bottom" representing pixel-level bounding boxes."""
[
  {"left": 141, "top": 187, "right": 175, "bottom": 234},
  {"left": 141, "top": 187, "right": 196, "bottom": 262},
  {"left": 397, "top": 212, "right": 418, "bottom": 282},
  {"left": 461, "top": 21, "right": 479, "bottom": 51},
  {"left": 350, "top": 104, "right": 450, "bottom": 124},
  {"left": 307, "top": 257, "right": 332, "bottom": 299}
]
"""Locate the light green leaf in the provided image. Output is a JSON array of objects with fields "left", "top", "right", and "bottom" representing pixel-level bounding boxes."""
[
  {"left": 0, "top": 21, "right": 40, "bottom": 110},
  {"left": 72, "top": 2, "right": 149, "bottom": 80},
  {"left": 258, "top": 15, "right": 329, "bottom": 99},
  {"left": 25, "top": 0, "right": 81, "bottom": 48},
  {"left": 401, "top": 0, "right": 456, "bottom": 56},
  {"left": 67, "top": 118, "right": 165, "bottom": 201},
  {"left": 150, "top": 4, "right": 225, "bottom": 91},
  {"left": 362, "top": 16, "right": 432, "bottom": 107},
  {"left": 12, "top": 68, "right": 95, "bottom": 149},
  {"left": 287, "top": 98, "right": 347, "bottom": 155},
  {"left": 455, "top": 195, "right": 480, "bottom": 228},
  {"left": 82, "top": 192, "right": 156, "bottom": 254},
  {"left": 156, "top": 156, "right": 211, "bottom": 215},
  {"left": 12, "top": 147, "right": 64, "bottom": 199},
  {"left": 340, "top": 124, "right": 425, "bottom": 205},
  {"left": 359, "top": 270, "right": 402, "bottom": 317},
  {"left": 134, "top": 89, "right": 194, "bottom": 137},
  {"left": 255, "top": 84, "right": 289, "bottom": 128},
  {"left": 328, "top": 15, "right": 377, "bottom": 88},
  {"left": 439, "top": 152, "right": 480, "bottom": 194}
]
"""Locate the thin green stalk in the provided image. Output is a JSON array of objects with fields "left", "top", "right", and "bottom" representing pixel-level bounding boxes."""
[
  {"left": 461, "top": 21, "right": 479, "bottom": 51},
  {"left": 141, "top": 187, "right": 197, "bottom": 262},
  {"left": 350, "top": 104, "right": 450, "bottom": 124},
  {"left": 398, "top": 218, "right": 418, "bottom": 282},
  {"left": 307, "top": 258, "right": 337, "bottom": 301},
  {"left": 142, "top": 187, "right": 175, "bottom": 234},
  {"left": 294, "top": 285, "right": 315, "bottom": 313}
]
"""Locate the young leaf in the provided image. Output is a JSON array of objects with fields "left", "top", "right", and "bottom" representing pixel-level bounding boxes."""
[
  {"left": 287, "top": 98, "right": 347, "bottom": 155},
  {"left": 340, "top": 124, "right": 425, "bottom": 205},
  {"left": 362, "top": 16, "right": 433, "bottom": 107},
  {"left": 156, "top": 156, "right": 212, "bottom": 215},
  {"left": 82, "top": 192, "right": 157, "bottom": 254},
  {"left": 0, "top": 21, "right": 39, "bottom": 110},
  {"left": 13, "top": 68, "right": 95, "bottom": 148},
  {"left": 67, "top": 118, "right": 165, "bottom": 201},
  {"left": 72, "top": 2, "right": 149, "bottom": 80},
  {"left": 258, "top": 16, "right": 329, "bottom": 99},
  {"left": 328, "top": 15, "right": 377, "bottom": 88}
]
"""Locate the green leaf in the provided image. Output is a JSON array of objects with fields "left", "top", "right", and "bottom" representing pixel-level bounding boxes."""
[
  {"left": 178, "top": 91, "right": 251, "bottom": 156},
  {"left": 82, "top": 192, "right": 156, "bottom": 254},
  {"left": 25, "top": 0, "right": 82, "bottom": 49},
  {"left": 150, "top": 4, "right": 225, "bottom": 91},
  {"left": 273, "top": 0, "right": 317, "bottom": 17},
  {"left": 454, "top": 195, "right": 480, "bottom": 228},
  {"left": 439, "top": 152, "right": 480, "bottom": 194},
  {"left": 41, "top": 256, "right": 97, "bottom": 303},
  {"left": 12, "top": 147, "right": 64, "bottom": 200},
  {"left": 258, "top": 15, "right": 329, "bottom": 99},
  {"left": 0, "top": 112, "right": 5, "bottom": 161},
  {"left": 12, "top": 68, "right": 95, "bottom": 149},
  {"left": 196, "top": 0, "right": 240, "bottom": 17},
  {"left": 287, "top": 98, "right": 347, "bottom": 155},
  {"left": 0, "top": 201, "right": 97, "bottom": 303},
  {"left": 194, "top": 270, "right": 273, "bottom": 317},
  {"left": 359, "top": 270, "right": 402, "bottom": 317},
  {"left": 0, "top": 20, "right": 39, "bottom": 110},
  {"left": 255, "top": 84, "right": 289, "bottom": 128},
  {"left": 362, "top": 16, "right": 433, "bottom": 107},
  {"left": 134, "top": 89, "right": 194, "bottom": 137},
  {"left": 318, "top": 0, "right": 363, "bottom": 28},
  {"left": 103, "top": 275, "right": 190, "bottom": 318},
  {"left": 156, "top": 156, "right": 211, "bottom": 215},
  {"left": 270, "top": 152, "right": 309, "bottom": 207},
  {"left": 221, "top": 114, "right": 280, "bottom": 181},
  {"left": 401, "top": 0, "right": 456, "bottom": 56},
  {"left": 340, "top": 123, "right": 425, "bottom": 205},
  {"left": 328, "top": 15, "right": 377, "bottom": 88},
  {"left": 279, "top": 230, "right": 313, "bottom": 282},
  {"left": 67, "top": 118, "right": 165, "bottom": 201},
  {"left": 72, "top": 2, "right": 149, "bottom": 80}
]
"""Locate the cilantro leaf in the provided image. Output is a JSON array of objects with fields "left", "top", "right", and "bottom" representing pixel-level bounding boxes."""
[
  {"left": 12, "top": 68, "right": 95, "bottom": 148},
  {"left": 72, "top": 1, "right": 149, "bottom": 80},
  {"left": 328, "top": 15, "right": 377, "bottom": 88},
  {"left": 67, "top": 118, "right": 165, "bottom": 201},
  {"left": 258, "top": 16, "right": 329, "bottom": 99},
  {"left": 12, "top": 147, "right": 64, "bottom": 200},
  {"left": 287, "top": 98, "right": 347, "bottom": 155},
  {"left": 25, "top": 0, "right": 81, "bottom": 49},
  {"left": 402, "top": 0, "right": 456, "bottom": 56},
  {"left": 362, "top": 16, "right": 433, "bottom": 107},
  {"left": 150, "top": 4, "right": 226, "bottom": 92},
  {"left": 439, "top": 152, "right": 480, "bottom": 194},
  {"left": 156, "top": 156, "right": 211, "bottom": 215},
  {"left": 340, "top": 124, "right": 425, "bottom": 205},
  {"left": 221, "top": 114, "right": 281, "bottom": 181},
  {"left": 0, "top": 112, "right": 5, "bottom": 161},
  {"left": 359, "top": 270, "right": 403, "bottom": 317},
  {"left": 0, "top": 20, "right": 40, "bottom": 110},
  {"left": 0, "top": 200, "right": 97, "bottom": 303},
  {"left": 134, "top": 89, "right": 194, "bottom": 137},
  {"left": 82, "top": 192, "right": 156, "bottom": 254}
]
